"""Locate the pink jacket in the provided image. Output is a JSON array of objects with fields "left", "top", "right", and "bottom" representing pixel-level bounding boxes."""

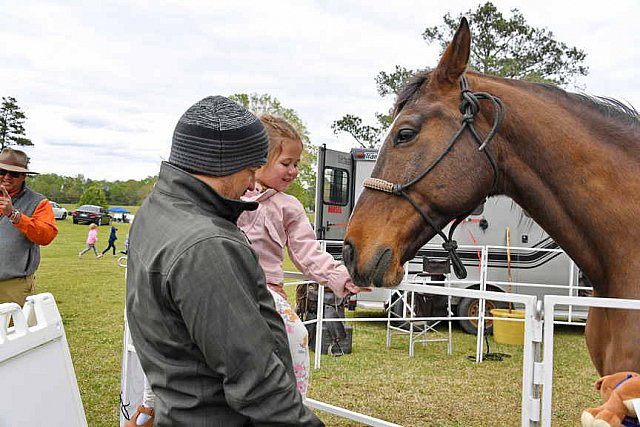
[
  {"left": 238, "top": 189, "right": 350, "bottom": 297},
  {"left": 86, "top": 228, "right": 98, "bottom": 244}
]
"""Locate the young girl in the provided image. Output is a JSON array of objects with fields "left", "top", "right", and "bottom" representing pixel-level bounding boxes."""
[
  {"left": 78, "top": 223, "right": 99, "bottom": 257},
  {"left": 237, "top": 114, "right": 362, "bottom": 397}
]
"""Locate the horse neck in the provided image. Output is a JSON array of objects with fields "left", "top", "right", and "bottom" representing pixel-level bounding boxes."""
[{"left": 482, "top": 79, "right": 640, "bottom": 291}]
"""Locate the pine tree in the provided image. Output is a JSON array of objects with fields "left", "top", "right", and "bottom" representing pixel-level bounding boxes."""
[{"left": 0, "top": 96, "right": 33, "bottom": 150}]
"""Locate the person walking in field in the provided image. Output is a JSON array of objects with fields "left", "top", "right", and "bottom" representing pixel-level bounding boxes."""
[
  {"left": 79, "top": 223, "right": 99, "bottom": 257},
  {"left": 99, "top": 225, "right": 118, "bottom": 257}
]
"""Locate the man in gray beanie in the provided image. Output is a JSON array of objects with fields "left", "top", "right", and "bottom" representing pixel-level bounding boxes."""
[{"left": 126, "top": 96, "right": 323, "bottom": 426}]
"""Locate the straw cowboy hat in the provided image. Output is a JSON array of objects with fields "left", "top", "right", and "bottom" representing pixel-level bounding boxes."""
[{"left": 0, "top": 148, "right": 38, "bottom": 174}]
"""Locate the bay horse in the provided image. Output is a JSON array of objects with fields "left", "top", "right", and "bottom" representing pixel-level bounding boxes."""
[{"left": 343, "top": 18, "right": 640, "bottom": 376}]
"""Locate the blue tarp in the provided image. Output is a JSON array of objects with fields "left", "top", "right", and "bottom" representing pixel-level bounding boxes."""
[{"left": 108, "top": 207, "right": 130, "bottom": 213}]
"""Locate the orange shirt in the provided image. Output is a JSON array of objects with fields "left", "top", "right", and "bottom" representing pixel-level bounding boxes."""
[{"left": 13, "top": 199, "right": 58, "bottom": 245}]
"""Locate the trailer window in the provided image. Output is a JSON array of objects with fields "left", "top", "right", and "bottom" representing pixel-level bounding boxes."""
[{"left": 323, "top": 167, "right": 349, "bottom": 206}]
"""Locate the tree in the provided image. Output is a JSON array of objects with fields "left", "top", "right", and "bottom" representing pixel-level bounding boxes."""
[
  {"left": 330, "top": 114, "right": 385, "bottom": 149},
  {"left": 332, "top": 1, "right": 589, "bottom": 148},
  {"left": 229, "top": 93, "right": 317, "bottom": 210},
  {"left": 0, "top": 97, "right": 33, "bottom": 150},
  {"left": 28, "top": 172, "right": 157, "bottom": 205},
  {"left": 79, "top": 184, "right": 108, "bottom": 207},
  {"left": 26, "top": 174, "right": 66, "bottom": 202},
  {"left": 422, "top": 2, "right": 588, "bottom": 85}
]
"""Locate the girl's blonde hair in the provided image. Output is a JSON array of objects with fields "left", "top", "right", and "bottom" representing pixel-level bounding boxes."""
[
  {"left": 89, "top": 223, "right": 98, "bottom": 230},
  {"left": 259, "top": 114, "right": 303, "bottom": 164}
]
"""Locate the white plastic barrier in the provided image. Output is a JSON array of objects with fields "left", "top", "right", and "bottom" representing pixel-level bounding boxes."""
[{"left": 0, "top": 293, "right": 87, "bottom": 427}]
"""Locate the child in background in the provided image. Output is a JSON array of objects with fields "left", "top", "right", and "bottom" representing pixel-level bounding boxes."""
[
  {"left": 99, "top": 225, "right": 118, "bottom": 257},
  {"left": 237, "top": 114, "right": 364, "bottom": 397},
  {"left": 119, "top": 233, "right": 129, "bottom": 255},
  {"left": 79, "top": 223, "right": 99, "bottom": 257}
]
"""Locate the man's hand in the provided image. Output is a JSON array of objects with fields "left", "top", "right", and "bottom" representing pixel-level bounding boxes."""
[{"left": 0, "top": 186, "right": 14, "bottom": 216}]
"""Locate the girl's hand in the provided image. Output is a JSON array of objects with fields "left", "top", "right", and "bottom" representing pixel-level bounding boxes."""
[{"left": 345, "top": 281, "right": 371, "bottom": 295}]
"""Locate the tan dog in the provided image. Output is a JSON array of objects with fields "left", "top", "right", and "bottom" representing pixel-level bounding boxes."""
[{"left": 581, "top": 372, "right": 640, "bottom": 427}]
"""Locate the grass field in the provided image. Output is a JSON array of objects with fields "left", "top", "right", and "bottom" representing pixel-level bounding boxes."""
[{"left": 35, "top": 208, "right": 602, "bottom": 426}]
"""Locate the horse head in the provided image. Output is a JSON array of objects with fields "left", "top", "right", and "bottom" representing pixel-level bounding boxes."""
[{"left": 343, "top": 19, "right": 502, "bottom": 287}]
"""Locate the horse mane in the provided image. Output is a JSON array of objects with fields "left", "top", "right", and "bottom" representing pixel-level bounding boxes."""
[
  {"left": 394, "top": 70, "right": 640, "bottom": 131},
  {"left": 534, "top": 83, "right": 640, "bottom": 129}
]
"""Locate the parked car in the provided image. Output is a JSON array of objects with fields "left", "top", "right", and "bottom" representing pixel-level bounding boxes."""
[
  {"left": 49, "top": 201, "right": 68, "bottom": 220},
  {"left": 71, "top": 205, "right": 111, "bottom": 225}
]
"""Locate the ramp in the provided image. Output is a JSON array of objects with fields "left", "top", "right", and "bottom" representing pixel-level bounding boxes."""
[{"left": 0, "top": 293, "right": 86, "bottom": 427}]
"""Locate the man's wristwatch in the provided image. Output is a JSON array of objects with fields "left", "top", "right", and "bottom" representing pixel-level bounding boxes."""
[{"left": 9, "top": 208, "right": 21, "bottom": 224}]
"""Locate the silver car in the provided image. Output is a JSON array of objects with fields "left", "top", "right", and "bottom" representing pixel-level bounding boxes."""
[{"left": 49, "top": 201, "right": 68, "bottom": 220}]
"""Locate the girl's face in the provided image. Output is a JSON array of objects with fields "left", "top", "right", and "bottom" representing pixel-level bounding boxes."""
[{"left": 257, "top": 138, "right": 303, "bottom": 192}]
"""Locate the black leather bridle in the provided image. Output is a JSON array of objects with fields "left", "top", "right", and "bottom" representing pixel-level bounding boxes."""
[{"left": 362, "top": 75, "right": 506, "bottom": 279}]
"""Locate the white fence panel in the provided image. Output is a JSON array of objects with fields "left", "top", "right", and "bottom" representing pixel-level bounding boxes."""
[{"left": 307, "top": 282, "right": 541, "bottom": 426}]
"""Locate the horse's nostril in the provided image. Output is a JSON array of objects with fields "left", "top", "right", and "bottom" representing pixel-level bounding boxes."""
[{"left": 342, "top": 241, "right": 354, "bottom": 269}]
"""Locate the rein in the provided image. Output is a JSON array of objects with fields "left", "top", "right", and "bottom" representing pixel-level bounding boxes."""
[{"left": 363, "top": 75, "right": 506, "bottom": 279}]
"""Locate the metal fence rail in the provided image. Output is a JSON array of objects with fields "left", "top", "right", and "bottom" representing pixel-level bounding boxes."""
[
  {"left": 300, "top": 281, "right": 541, "bottom": 426},
  {"left": 541, "top": 295, "right": 640, "bottom": 427}
]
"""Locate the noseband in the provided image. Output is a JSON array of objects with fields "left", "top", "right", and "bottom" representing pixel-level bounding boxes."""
[{"left": 363, "top": 75, "right": 505, "bottom": 279}]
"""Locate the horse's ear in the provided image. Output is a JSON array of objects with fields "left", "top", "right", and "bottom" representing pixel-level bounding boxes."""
[{"left": 433, "top": 17, "right": 471, "bottom": 86}]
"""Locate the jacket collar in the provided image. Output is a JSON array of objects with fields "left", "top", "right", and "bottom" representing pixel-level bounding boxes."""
[
  {"left": 156, "top": 162, "right": 258, "bottom": 222},
  {"left": 242, "top": 185, "right": 278, "bottom": 203}
]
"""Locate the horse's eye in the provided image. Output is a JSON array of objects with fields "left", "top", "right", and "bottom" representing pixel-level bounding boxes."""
[{"left": 394, "top": 128, "right": 416, "bottom": 145}]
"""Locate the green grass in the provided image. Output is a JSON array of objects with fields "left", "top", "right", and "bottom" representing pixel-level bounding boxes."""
[{"left": 36, "top": 216, "right": 601, "bottom": 426}]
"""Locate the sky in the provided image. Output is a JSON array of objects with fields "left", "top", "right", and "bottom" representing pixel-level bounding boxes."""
[{"left": 2, "top": 0, "right": 639, "bottom": 181}]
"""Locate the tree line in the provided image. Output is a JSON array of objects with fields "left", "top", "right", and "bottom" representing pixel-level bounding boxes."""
[{"left": 27, "top": 173, "right": 157, "bottom": 207}]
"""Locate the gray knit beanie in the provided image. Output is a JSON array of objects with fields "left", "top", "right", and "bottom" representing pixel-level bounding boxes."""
[{"left": 169, "top": 96, "right": 268, "bottom": 176}]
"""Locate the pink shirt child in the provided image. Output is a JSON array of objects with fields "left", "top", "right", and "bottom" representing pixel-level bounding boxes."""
[
  {"left": 238, "top": 188, "right": 349, "bottom": 298},
  {"left": 86, "top": 228, "right": 98, "bottom": 244}
]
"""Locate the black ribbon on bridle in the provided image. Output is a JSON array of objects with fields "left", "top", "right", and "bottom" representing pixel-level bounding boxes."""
[{"left": 363, "top": 75, "right": 505, "bottom": 279}]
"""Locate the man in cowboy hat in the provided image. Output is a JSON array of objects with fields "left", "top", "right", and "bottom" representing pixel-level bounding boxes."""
[{"left": 0, "top": 147, "right": 58, "bottom": 306}]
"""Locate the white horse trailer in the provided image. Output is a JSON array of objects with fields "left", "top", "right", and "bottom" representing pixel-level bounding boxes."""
[{"left": 314, "top": 146, "right": 590, "bottom": 333}]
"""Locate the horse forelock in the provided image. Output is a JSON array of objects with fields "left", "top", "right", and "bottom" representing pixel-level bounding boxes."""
[{"left": 394, "top": 70, "right": 432, "bottom": 116}]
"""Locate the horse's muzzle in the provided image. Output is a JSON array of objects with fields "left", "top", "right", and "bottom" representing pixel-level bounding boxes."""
[{"left": 343, "top": 240, "right": 393, "bottom": 287}]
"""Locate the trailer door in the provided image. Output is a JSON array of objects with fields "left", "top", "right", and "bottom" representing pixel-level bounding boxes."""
[
  {"left": 315, "top": 146, "right": 353, "bottom": 240},
  {"left": 351, "top": 149, "right": 378, "bottom": 203}
]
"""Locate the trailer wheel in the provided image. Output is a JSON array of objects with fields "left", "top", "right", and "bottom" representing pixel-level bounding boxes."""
[{"left": 457, "top": 296, "right": 507, "bottom": 335}]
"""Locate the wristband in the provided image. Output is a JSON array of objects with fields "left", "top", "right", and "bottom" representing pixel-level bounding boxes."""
[{"left": 9, "top": 209, "right": 21, "bottom": 224}]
